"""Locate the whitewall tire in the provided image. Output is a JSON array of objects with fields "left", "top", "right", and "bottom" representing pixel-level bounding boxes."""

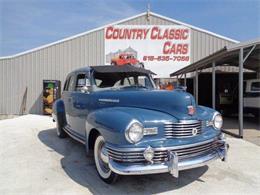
[{"left": 94, "top": 135, "right": 118, "bottom": 183}]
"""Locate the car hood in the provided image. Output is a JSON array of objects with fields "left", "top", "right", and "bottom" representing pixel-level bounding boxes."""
[{"left": 92, "top": 89, "right": 197, "bottom": 120}]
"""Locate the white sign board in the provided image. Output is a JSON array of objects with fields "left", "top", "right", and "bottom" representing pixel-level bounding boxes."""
[{"left": 104, "top": 25, "right": 191, "bottom": 78}]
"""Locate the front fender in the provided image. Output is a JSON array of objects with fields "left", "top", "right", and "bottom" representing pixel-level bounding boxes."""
[
  {"left": 87, "top": 107, "right": 174, "bottom": 146},
  {"left": 87, "top": 107, "right": 134, "bottom": 145},
  {"left": 196, "top": 105, "right": 217, "bottom": 121}
]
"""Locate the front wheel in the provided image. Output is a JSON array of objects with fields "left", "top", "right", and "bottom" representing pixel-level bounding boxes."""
[{"left": 94, "top": 135, "right": 118, "bottom": 183}]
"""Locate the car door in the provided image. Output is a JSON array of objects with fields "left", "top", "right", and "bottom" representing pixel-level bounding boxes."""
[
  {"left": 69, "top": 72, "right": 91, "bottom": 138},
  {"left": 62, "top": 73, "right": 76, "bottom": 129}
]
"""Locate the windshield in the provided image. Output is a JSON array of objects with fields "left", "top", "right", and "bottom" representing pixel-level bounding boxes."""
[{"left": 92, "top": 72, "right": 155, "bottom": 91}]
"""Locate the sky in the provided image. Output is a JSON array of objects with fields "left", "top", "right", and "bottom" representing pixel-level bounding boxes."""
[{"left": 0, "top": 0, "right": 260, "bottom": 57}]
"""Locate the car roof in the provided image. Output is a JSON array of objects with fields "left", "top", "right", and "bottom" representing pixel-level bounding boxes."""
[
  {"left": 90, "top": 65, "right": 155, "bottom": 75},
  {"left": 70, "top": 65, "right": 155, "bottom": 75}
]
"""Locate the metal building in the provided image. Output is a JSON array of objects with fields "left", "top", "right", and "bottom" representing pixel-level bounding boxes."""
[{"left": 0, "top": 12, "right": 238, "bottom": 115}]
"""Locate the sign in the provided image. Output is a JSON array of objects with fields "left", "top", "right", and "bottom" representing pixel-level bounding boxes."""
[{"left": 104, "top": 25, "right": 191, "bottom": 77}]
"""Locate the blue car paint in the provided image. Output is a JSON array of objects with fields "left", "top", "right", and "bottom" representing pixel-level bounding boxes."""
[
  {"left": 90, "top": 89, "right": 197, "bottom": 120},
  {"left": 53, "top": 67, "right": 220, "bottom": 153}
]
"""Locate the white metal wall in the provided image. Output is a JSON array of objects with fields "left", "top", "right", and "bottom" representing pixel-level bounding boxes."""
[{"left": 0, "top": 14, "right": 235, "bottom": 114}]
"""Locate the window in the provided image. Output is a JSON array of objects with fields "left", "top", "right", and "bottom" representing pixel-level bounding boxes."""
[
  {"left": 251, "top": 82, "right": 260, "bottom": 91},
  {"left": 63, "top": 77, "right": 71, "bottom": 91},
  {"left": 93, "top": 72, "right": 154, "bottom": 90},
  {"left": 68, "top": 75, "right": 75, "bottom": 91},
  {"left": 75, "top": 73, "right": 88, "bottom": 91}
]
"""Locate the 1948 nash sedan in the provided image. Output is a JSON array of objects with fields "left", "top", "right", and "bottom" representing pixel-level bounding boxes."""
[{"left": 52, "top": 65, "right": 228, "bottom": 183}]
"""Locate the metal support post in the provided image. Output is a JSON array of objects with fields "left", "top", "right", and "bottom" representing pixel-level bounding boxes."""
[
  {"left": 212, "top": 61, "right": 216, "bottom": 109},
  {"left": 195, "top": 69, "right": 198, "bottom": 103},
  {"left": 239, "top": 48, "right": 244, "bottom": 138},
  {"left": 184, "top": 73, "right": 187, "bottom": 87}
]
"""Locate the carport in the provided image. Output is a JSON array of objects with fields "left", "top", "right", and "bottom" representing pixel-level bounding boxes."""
[{"left": 170, "top": 39, "right": 260, "bottom": 138}]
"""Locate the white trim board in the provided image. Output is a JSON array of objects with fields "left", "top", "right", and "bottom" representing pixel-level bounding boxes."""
[{"left": 0, "top": 12, "right": 239, "bottom": 60}]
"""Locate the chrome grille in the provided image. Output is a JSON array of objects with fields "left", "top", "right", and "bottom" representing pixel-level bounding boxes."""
[
  {"left": 106, "top": 140, "right": 223, "bottom": 163},
  {"left": 164, "top": 120, "right": 202, "bottom": 138},
  {"left": 153, "top": 140, "right": 223, "bottom": 163},
  {"left": 201, "top": 120, "right": 210, "bottom": 129},
  {"left": 107, "top": 148, "right": 145, "bottom": 163}
]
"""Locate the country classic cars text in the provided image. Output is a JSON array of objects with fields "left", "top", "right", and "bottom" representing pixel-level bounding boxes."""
[{"left": 105, "top": 26, "right": 190, "bottom": 55}]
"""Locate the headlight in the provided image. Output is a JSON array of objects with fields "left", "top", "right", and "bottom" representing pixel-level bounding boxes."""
[
  {"left": 213, "top": 113, "right": 223, "bottom": 130},
  {"left": 125, "top": 121, "right": 144, "bottom": 143}
]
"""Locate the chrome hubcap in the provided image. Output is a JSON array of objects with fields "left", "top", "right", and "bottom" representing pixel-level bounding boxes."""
[
  {"left": 100, "top": 146, "right": 109, "bottom": 164},
  {"left": 97, "top": 140, "right": 109, "bottom": 173}
]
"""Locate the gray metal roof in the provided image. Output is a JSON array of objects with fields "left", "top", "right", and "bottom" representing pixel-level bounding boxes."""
[
  {"left": 170, "top": 38, "right": 260, "bottom": 76},
  {"left": 0, "top": 11, "right": 239, "bottom": 60}
]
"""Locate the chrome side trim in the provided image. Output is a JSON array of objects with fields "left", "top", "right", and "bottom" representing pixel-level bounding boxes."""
[{"left": 63, "top": 126, "right": 85, "bottom": 144}]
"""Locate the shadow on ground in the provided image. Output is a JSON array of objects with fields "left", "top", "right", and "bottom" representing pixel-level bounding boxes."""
[{"left": 38, "top": 128, "right": 208, "bottom": 194}]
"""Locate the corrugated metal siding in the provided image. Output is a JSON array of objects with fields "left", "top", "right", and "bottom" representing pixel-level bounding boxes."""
[{"left": 0, "top": 14, "right": 235, "bottom": 114}]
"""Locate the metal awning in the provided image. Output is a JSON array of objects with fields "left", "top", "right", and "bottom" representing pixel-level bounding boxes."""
[
  {"left": 170, "top": 38, "right": 260, "bottom": 77},
  {"left": 170, "top": 38, "right": 260, "bottom": 139}
]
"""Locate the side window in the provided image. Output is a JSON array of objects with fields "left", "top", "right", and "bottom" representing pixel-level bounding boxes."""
[
  {"left": 251, "top": 82, "right": 260, "bottom": 92},
  {"left": 75, "top": 73, "right": 89, "bottom": 92},
  {"left": 68, "top": 75, "right": 75, "bottom": 91},
  {"left": 63, "top": 77, "right": 71, "bottom": 91}
]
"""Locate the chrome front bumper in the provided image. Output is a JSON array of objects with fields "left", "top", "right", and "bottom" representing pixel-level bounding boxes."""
[{"left": 106, "top": 141, "right": 228, "bottom": 178}]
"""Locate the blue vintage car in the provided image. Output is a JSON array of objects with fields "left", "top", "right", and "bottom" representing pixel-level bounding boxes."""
[{"left": 52, "top": 65, "right": 228, "bottom": 183}]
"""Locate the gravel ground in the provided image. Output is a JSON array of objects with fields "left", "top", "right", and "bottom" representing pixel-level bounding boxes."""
[{"left": 0, "top": 115, "right": 260, "bottom": 195}]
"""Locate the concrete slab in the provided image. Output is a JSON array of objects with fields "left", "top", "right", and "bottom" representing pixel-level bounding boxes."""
[
  {"left": 0, "top": 115, "right": 260, "bottom": 195},
  {"left": 223, "top": 116, "right": 260, "bottom": 146}
]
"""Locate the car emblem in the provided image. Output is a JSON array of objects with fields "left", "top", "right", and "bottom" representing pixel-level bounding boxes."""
[
  {"left": 187, "top": 105, "right": 195, "bottom": 115},
  {"left": 192, "top": 128, "right": 198, "bottom": 136}
]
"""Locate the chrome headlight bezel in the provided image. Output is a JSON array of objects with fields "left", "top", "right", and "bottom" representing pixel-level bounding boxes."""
[
  {"left": 212, "top": 112, "right": 223, "bottom": 130},
  {"left": 125, "top": 120, "right": 144, "bottom": 143}
]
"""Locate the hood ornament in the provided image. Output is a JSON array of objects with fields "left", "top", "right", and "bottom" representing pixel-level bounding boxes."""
[{"left": 187, "top": 105, "right": 195, "bottom": 115}]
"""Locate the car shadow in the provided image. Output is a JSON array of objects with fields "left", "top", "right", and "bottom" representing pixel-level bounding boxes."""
[{"left": 38, "top": 128, "right": 209, "bottom": 194}]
